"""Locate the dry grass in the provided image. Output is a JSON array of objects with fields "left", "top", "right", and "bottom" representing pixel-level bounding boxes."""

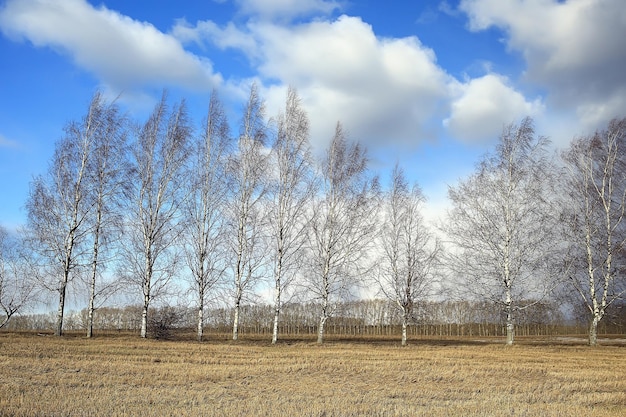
[{"left": 1, "top": 332, "right": 625, "bottom": 416}]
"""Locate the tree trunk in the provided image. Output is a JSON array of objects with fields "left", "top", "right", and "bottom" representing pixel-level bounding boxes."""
[
  {"left": 589, "top": 316, "right": 599, "bottom": 346},
  {"left": 505, "top": 311, "right": 514, "bottom": 345},
  {"left": 272, "top": 275, "right": 281, "bottom": 344},
  {"left": 87, "top": 209, "right": 102, "bottom": 338},
  {"left": 401, "top": 319, "right": 408, "bottom": 346},
  {"left": 232, "top": 299, "right": 240, "bottom": 341},
  {"left": 87, "top": 225, "right": 100, "bottom": 338},
  {"left": 140, "top": 251, "right": 152, "bottom": 339},
  {"left": 87, "top": 285, "right": 95, "bottom": 338},
  {"left": 505, "top": 287, "right": 514, "bottom": 345},
  {"left": 140, "top": 293, "right": 149, "bottom": 338},
  {"left": 317, "top": 316, "right": 327, "bottom": 344},
  {"left": 197, "top": 299, "right": 204, "bottom": 342},
  {"left": 271, "top": 303, "right": 280, "bottom": 345},
  {"left": 55, "top": 277, "right": 68, "bottom": 337}
]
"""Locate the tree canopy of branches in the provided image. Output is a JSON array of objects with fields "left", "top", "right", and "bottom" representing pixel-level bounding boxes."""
[
  {"left": 561, "top": 117, "right": 626, "bottom": 345},
  {"left": 228, "top": 84, "right": 269, "bottom": 341},
  {"left": 123, "top": 93, "right": 192, "bottom": 338},
  {"left": 267, "top": 87, "right": 315, "bottom": 344},
  {"left": 13, "top": 84, "right": 626, "bottom": 345},
  {"left": 444, "top": 117, "right": 560, "bottom": 345},
  {"left": 183, "top": 91, "right": 232, "bottom": 342},
  {"left": 378, "top": 164, "right": 440, "bottom": 346},
  {"left": 305, "top": 123, "right": 379, "bottom": 344},
  {"left": 83, "top": 93, "right": 128, "bottom": 338},
  {"left": 26, "top": 93, "right": 124, "bottom": 336},
  {"left": 0, "top": 226, "right": 37, "bottom": 328}
]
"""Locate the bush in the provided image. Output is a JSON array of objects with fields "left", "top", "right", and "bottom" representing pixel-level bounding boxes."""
[{"left": 148, "top": 306, "right": 185, "bottom": 340}]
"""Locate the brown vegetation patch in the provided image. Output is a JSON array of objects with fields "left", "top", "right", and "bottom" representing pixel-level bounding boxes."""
[{"left": 1, "top": 332, "right": 625, "bottom": 416}]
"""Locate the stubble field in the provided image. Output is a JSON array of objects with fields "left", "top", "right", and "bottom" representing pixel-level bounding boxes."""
[{"left": 0, "top": 332, "right": 625, "bottom": 417}]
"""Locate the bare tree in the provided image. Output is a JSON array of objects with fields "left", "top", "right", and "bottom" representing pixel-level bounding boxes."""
[
  {"left": 183, "top": 91, "right": 232, "bottom": 342},
  {"left": 25, "top": 94, "right": 108, "bottom": 336},
  {"left": 83, "top": 93, "right": 128, "bottom": 338},
  {"left": 267, "top": 87, "right": 315, "bottom": 344},
  {"left": 378, "top": 164, "right": 439, "bottom": 346},
  {"left": 0, "top": 226, "right": 37, "bottom": 328},
  {"left": 444, "top": 117, "right": 559, "bottom": 345},
  {"left": 305, "top": 123, "right": 379, "bottom": 344},
  {"left": 227, "top": 84, "right": 269, "bottom": 341},
  {"left": 124, "top": 93, "right": 191, "bottom": 338},
  {"left": 561, "top": 117, "right": 626, "bottom": 345}
]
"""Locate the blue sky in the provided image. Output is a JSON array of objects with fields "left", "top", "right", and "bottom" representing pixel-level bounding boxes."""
[{"left": 1, "top": 0, "right": 625, "bottom": 230}]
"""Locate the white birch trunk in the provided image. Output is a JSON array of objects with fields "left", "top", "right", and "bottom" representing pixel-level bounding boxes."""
[
  {"left": 233, "top": 200, "right": 246, "bottom": 342},
  {"left": 401, "top": 319, "right": 408, "bottom": 347},
  {"left": 317, "top": 290, "right": 329, "bottom": 344},
  {"left": 87, "top": 283, "right": 95, "bottom": 338},
  {"left": 140, "top": 292, "right": 149, "bottom": 339},
  {"left": 87, "top": 213, "right": 101, "bottom": 338},
  {"left": 232, "top": 299, "right": 240, "bottom": 341},
  {"left": 505, "top": 288, "right": 514, "bottom": 345},
  {"left": 197, "top": 292, "right": 204, "bottom": 342},
  {"left": 55, "top": 276, "right": 68, "bottom": 337},
  {"left": 271, "top": 275, "right": 281, "bottom": 344},
  {"left": 505, "top": 312, "right": 514, "bottom": 345},
  {"left": 317, "top": 316, "right": 327, "bottom": 344},
  {"left": 589, "top": 315, "right": 599, "bottom": 346},
  {"left": 140, "top": 249, "right": 152, "bottom": 338}
]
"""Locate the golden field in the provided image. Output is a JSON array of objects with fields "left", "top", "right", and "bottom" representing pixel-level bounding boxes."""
[{"left": 0, "top": 332, "right": 625, "bottom": 416}]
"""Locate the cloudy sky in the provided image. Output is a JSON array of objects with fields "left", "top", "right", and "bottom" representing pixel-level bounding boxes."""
[{"left": 1, "top": 0, "right": 625, "bottom": 229}]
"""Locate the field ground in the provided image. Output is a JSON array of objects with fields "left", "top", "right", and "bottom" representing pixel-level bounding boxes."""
[{"left": 1, "top": 332, "right": 625, "bottom": 416}]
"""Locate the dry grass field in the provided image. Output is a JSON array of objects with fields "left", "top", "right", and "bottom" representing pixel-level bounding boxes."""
[{"left": 1, "top": 332, "right": 625, "bottom": 416}]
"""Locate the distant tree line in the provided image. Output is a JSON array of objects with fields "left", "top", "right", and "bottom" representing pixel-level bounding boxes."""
[
  {"left": 4, "top": 299, "right": 625, "bottom": 340},
  {"left": 1, "top": 86, "right": 625, "bottom": 346}
]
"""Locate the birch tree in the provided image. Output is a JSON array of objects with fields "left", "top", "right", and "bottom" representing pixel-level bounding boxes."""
[
  {"left": 561, "top": 117, "right": 626, "bottom": 345},
  {"left": 124, "top": 93, "right": 191, "bottom": 338},
  {"left": 378, "top": 165, "right": 439, "bottom": 346},
  {"left": 183, "top": 91, "right": 231, "bottom": 342},
  {"left": 305, "top": 123, "right": 379, "bottom": 344},
  {"left": 83, "top": 93, "right": 128, "bottom": 338},
  {"left": 267, "top": 87, "right": 315, "bottom": 344},
  {"left": 25, "top": 95, "right": 107, "bottom": 336},
  {"left": 0, "top": 226, "right": 37, "bottom": 329},
  {"left": 228, "top": 84, "right": 269, "bottom": 341},
  {"left": 444, "top": 117, "right": 559, "bottom": 345}
]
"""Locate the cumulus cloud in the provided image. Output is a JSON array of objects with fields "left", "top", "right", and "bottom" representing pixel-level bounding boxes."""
[
  {"left": 0, "top": 0, "right": 549, "bottom": 150},
  {"left": 444, "top": 74, "right": 544, "bottom": 143},
  {"left": 176, "top": 15, "right": 452, "bottom": 148},
  {"left": 459, "top": 0, "right": 626, "bottom": 131},
  {"left": 0, "top": 0, "right": 222, "bottom": 93}
]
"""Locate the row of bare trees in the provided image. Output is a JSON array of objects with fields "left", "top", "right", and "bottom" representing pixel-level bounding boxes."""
[
  {"left": 1, "top": 87, "right": 625, "bottom": 346},
  {"left": 7, "top": 298, "right": 624, "bottom": 339},
  {"left": 9, "top": 85, "right": 384, "bottom": 345},
  {"left": 443, "top": 117, "right": 626, "bottom": 345}
]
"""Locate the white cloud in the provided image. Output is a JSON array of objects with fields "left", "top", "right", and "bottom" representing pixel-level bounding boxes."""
[
  {"left": 438, "top": 1, "right": 461, "bottom": 17},
  {"left": 444, "top": 74, "right": 544, "bottom": 143},
  {"left": 460, "top": 0, "right": 626, "bottom": 132},
  {"left": 0, "top": 0, "right": 222, "bottom": 93},
  {"left": 0, "top": 0, "right": 551, "bottom": 151},
  {"left": 173, "top": 19, "right": 259, "bottom": 56},
  {"left": 178, "top": 15, "right": 452, "bottom": 149},
  {"left": 175, "top": 11, "right": 551, "bottom": 148},
  {"left": 574, "top": 88, "right": 626, "bottom": 130}
]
